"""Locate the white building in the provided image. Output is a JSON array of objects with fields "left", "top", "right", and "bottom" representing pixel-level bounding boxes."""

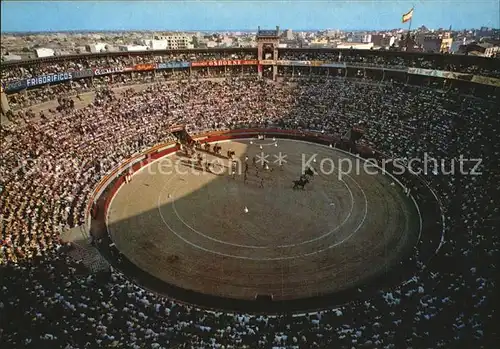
[
  {"left": 35, "top": 48, "right": 55, "bottom": 58},
  {"left": 379, "top": 36, "right": 396, "bottom": 48},
  {"left": 219, "top": 36, "right": 233, "bottom": 47},
  {"left": 1, "top": 53, "right": 22, "bottom": 62},
  {"left": 148, "top": 35, "right": 191, "bottom": 49},
  {"left": 336, "top": 42, "right": 374, "bottom": 50},
  {"left": 348, "top": 33, "right": 372, "bottom": 43},
  {"left": 205, "top": 41, "right": 218, "bottom": 48},
  {"left": 118, "top": 45, "right": 149, "bottom": 52},
  {"left": 143, "top": 40, "right": 169, "bottom": 50},
  {"left": 87, "top": 43, "right": 108, "bottom": 53},
  {"left": 105, "top": 46, "right": 119, "bottom": 53},
  {"left": 479, "top": 43, "right": 500, "bottom": 57},
  {"left": 325, "top": 30, "right": 340, "bottom": 38}
]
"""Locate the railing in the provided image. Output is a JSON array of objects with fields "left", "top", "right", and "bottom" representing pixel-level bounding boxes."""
[{"left": 85, "top": 141, "right": 178, "bottom": 229}]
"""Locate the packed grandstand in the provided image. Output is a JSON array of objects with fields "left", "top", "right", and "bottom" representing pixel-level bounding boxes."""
[{"left": 1, "top": 48, "right": 499, "bottom": 349}]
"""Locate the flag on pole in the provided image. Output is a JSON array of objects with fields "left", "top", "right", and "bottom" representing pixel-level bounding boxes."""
[{"left": 402, "top": 8, "right": 414, "bottom": 23}]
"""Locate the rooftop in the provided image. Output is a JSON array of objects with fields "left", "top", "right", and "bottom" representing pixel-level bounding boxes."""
[{"left": 257, "top": 26, "right": 280, "bottom": 38}]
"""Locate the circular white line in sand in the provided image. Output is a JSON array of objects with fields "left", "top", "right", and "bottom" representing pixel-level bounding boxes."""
[
  {"left": 106, "top": 137, "right": 418, "bottom": 260},
  {"left": 106, "top": 139, "right": 415, "bottom": 263},
  {"left": 168, "top": 172, "right": 357, "bottom": 249},
  {"left": 156, "top": 166, "right": 369, "bottom": 260},
  {"left": 107, "top": 141, "right": 370, "bottom": 261}
]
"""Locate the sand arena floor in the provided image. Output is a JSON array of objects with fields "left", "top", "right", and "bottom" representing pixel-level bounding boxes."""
[{"left": 107, "top": 139, "right": 420, "bottom": 301}]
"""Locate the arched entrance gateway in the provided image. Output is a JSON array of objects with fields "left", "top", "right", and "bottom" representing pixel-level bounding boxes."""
[
  {"left": 89, "top": 129, "right": 444, "bottom": 314},
  {"left": 257, "top": 26, "right": 280, "bottom": 80}
]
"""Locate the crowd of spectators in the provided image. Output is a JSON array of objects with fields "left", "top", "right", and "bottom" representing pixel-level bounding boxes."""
[
  {"left": 7, "top": 78, "right": 94, "bottom": 110},
  {"left": 2, "top": 49, "right": 499, "bottom": 86},
  {"left": 0, "top": 51, "right": 257, "bottom": 83},
  {"left": 1, "top": 74, "right": 498, "bottom": 348},
  {"left": 278, "top": 51, "right": 500, "bottom": 78},
  {"left": 6, "top": 66, "right": 258, "bottom": 111}
]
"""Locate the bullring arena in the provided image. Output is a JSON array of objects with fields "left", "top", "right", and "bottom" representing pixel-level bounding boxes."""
[
  {"left": 2, "top": 30, "right": 499, "bottom": 348},
  {"left": 105, "top": 135, "right": 420, "bottom": 310}
]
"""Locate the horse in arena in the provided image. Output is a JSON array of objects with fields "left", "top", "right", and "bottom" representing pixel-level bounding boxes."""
[
  {"left": 292, "top": 177, "right": 310, "bottom": 190},
  {"left": 213, "top": 144, "right": 222, "bottom": 155},
  {"left": 304, "top": 168, "right": 315, "bottom": 177}
]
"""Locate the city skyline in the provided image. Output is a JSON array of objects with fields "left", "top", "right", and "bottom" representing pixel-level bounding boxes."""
[{"left": 1, "top": 0, "right": 499, "bottom": 33}]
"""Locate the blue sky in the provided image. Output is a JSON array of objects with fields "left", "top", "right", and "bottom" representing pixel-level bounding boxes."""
[{"left": 1, "top": 1, "right": 499, "bottom": 32}]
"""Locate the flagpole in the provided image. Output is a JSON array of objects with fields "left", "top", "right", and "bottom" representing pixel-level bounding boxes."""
[
  {"left": 406, "top": 14, "right": 412, "bottom": 51},
  {"left": 405, "top": 7, "right": 414, "bottom": 51},
  {"left": 408, "top": 10, "right": 413, "bottom": 32},
  {"left": 409, "top": 5, "right": 414, "bottom": 32}
]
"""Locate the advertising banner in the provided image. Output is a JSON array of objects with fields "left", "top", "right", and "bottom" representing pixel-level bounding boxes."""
[
  {"left": 26, "top": 72, "right": 73, "bottom": 88},
  {"left": 71, "top": 69, "right": 93, "bottom": 79},
  {"left": 240, "top": 60, "right": 258, "bottom": 65},
  {"left": 310, "top": 61, "right": 324, "bottom": 67},
  {"left": 277, "top": 60, "right": 293, "bottom": 66},
  {"left": 206, "top": 60, "right": 224, "bottom": 67},
  {"left": 321, "top": 62, "right": 346, "bottom": 68},
  {"left": 407, "top": 67, "right": 426, "bottom": 75},
  {"left": 407, "top": 68, "right": 444, "bottom": 77},
  {"left": 383, "top": 67, "right": 408, "bottom": 72},
  {"left": 259, "top": 60, "right": 275, "bottom": 65},
  {"left": 453, "top": 73, "right": 474, "bottom": 81},
  {"left": 441, "top": 71, "right": 474, "bottom": 81},
  {"left": 290, "top": 61, "right": 311, "bottom": 66},
  {"left": 191, "top": 60, "right": 220, "bottom": 67},
  {"left": 223, "top": 60, "right": 247, "bottom": 66},
  {"left": 431, "top": 70, "right": 446, "bottom": 78},
  {"left": 191, "top": 61, "right": 209, "bottom": 67},
  {"left": 93, "top": 67, "right": 124, "bottom": 76},
  {"left": 4, "top": 79, "right": 28, "bottom": 93},
  {"left": 157, "top": 62, "right": 190, "bottom": 69},
  {"left": 409, "top": 68, "right": 480, "bottom": 81},
  {"left": 134, "top": 63, "right": 156, "bottom": 71},
  {"left": 471, "top": 75, "right": 500, "bottom": 87},
  {"left": 191, "top": 60, "right": 254, "bottom": 67},
  {"left": 169, "top": 124, "right": 186, "bottom": 132},
  {"left": 407, "top": 67, "right": 432, "bottom": 76}
]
